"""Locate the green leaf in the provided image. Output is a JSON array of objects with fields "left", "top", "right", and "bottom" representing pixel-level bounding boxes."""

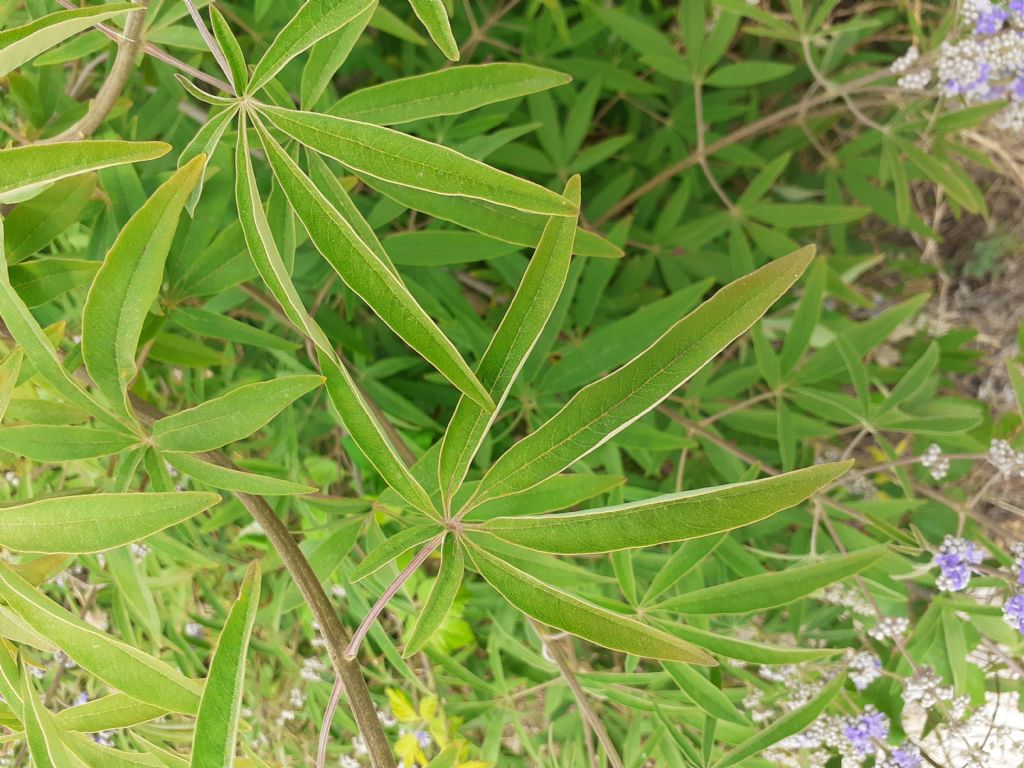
[
  {"left": 153, "top": 375, "right": 323, "bottom": 453},
  {"left": 0, "top": 350, "right": 23, "bottom": 423},
  {"left": 258, "top": 104, "right": 577, "bottom": 216},
  {"left": 466, "top": 246, "right": 816, "bottom": 508},
  {"left": 0, "top": 4, "right": 135, "bottom": 77},
  {"left": 351, "top": 524, "right": 443, "bottom": 582},
  {"left": 320, "top": 353, "right": 436, "bottom": 516},
  {"left": 467, "top": 541, "right": 715, "bottom": 664},
  {"left": 746, "top": 203, "right": 869, "bottom": 227},
  {"left": 21, "top": 666, "right": 74, "bottom": 768},
  {"left": 9, "top": 257, "right": 99, "bottom": 307},
  {"left": 663, "top": 662, "right": 748, "bottom": 725},
  {"left": 0, "top": 424, "right": 139, "bottom": 461},
  {"left": 358, "top": 175, "right": 621, "bottom": 258},
  {"left": 705, "top": 61, "right": 795, "bottom": 87},
  {"left": 438, "top": 175, "right": 579, "bottom": 510},
  {"left": 662, "top": 622, "right": 842, "bottom": 664},
  {"left": 208, "top": 6, "right": 247, "bottom": 93},
  {"left": 234, "top": 117, "right": 334, "bottom": 355},
  {"left": 300, "top": 4, "right": 374, "bottom": 108},
  {"left": 0, "top": 140, "right": 168, "bottom": 201},
  {"left": 404, "top": 535, "right": 464, "bottom": 656},
  {"left": 81, "top": 155, "right": 205, "bottom": 417},
  {"left": 56, "top": 692, "right": 166, "bottom": 732},
  {"left": 0, "top": 491, "right": 220, "bottom": 553},
  {"left": 252, "top": 118, "right": 493, "bottom": 411},
  {"left": 165, "top": 453, "right": 316, "bottom": 496},
  {"left": 3, "top": 175, "right": 97, "bottom": 263},
  {"left": 780, "top": 256, "right": 825, "bottom": 374},
  {"left": 247, "top": 0, "right": 378, "bottom": 93},
  {"left": 0, "top": 561, "right": 201, "bottom": 713},
  {"left": 190, "top": 561, "right": 260, "bottom": 768},
  {"left": 711, "top": 672, "right": 847, "bottom": 768},
  {"left": 477, "top": 462, "right": 851, "bottom": 554},
  {"left": 171, "top": 306, "right": 298, "bottom": 353},
  {"left": 408, "top": 0, "right": 458, "bottom": 60},
  {"left": 332, "top": 63, "right": 570, "bottom": 125},
  {"left": 178, "top": 105, "right": 239, "bottom": 215},
  {"left": 658, "top": 546, "right": 887, "bottom": 613}
]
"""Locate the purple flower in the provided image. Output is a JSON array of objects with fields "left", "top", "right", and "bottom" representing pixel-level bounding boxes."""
[
  {"left": 933, "top": 536, "right": 984, "bottom": 592},
  {"left": 976, "top": 5, "right": 1009, "bottom": 35},
  {"left": 414, "top": 730, "right": 432, "bottom": 750},
  {"left": 844, "top": 707, "right": 889, "bottom": 756},
  {"left": 889, "top": 744, "right": 923, "bottom": 768},
  {"left": 1004, "top": 594, "right": 1024, "bottom": 634},
  {"left": 1013, "top": 0, "right": 1024, "bottom": 13}
]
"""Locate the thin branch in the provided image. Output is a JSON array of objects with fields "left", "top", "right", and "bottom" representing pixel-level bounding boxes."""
[
  {"left": 46, "top": 2, "right": 148, "bottom": 141},
  {"left": 52, "top": 0, "right": 232, "bottom": 93},
  {"left": 182, "top": 0, "right": 237, "bottom": 94}
]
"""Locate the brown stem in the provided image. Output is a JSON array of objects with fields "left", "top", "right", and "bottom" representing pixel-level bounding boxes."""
[{"left": 46, "top": 2, "right": 148, "bottom": 142}]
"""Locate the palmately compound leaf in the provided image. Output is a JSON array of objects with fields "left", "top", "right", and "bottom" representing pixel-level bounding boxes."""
[
  {"left": 191, "top": 562, "right": 261, "bottom": 768},
  {"left": 152, "top": 375, "right": 324, "bottom": 453},
  {"left": 331, "top": 63, "right": 571, "bottom": 125},
  {"left": 0, "top": 4, "right": 136, "bottom": 77},
  {"left": 20, "top": 666, "right": 74, "bottom": 768},
  {"left": 0, "top": 140, "right": 169, "bottom": 201},
  {"left": 465, "top": 246, "right": 816, "bottom": 509},
  {"left": 247, "top": 0, "right": 377, "bottom": 94},
  {"left": 407, "top": 0, "right": 459, "bottom": 61},
  {"left": 252, "top": 117, "right": 493, "bottom": 411},
  {"left": 0, "top": 561, "right": 202, "bottom": 713},
  {"left": 81, "top": 155, "right": 205, "bottom": 418},
  {"left": 438, "top": 176, "right": 580, "bottom": 511},
  {"left": 657, "top": 546, "right": 887, "bottom": 613},
  {"left": 257, "top": 103, "right": 577, "bottom": 216},
  {"left": 0, "top": 492, "right": 220, "bottom": 554},
  {"left": 476, "top": 461, "right": 852, "bottom": 554},
  {"left": 466, "top": 540, "right": 715, "bottom": 664},
  {"left": 403, "top": 535, "right": 464, "bottom": 657}
]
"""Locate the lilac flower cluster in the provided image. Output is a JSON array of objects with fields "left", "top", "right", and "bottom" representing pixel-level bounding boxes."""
[
  {"left": 894, "top": 1, "right": 1024, "bottom": 130},
  {"left": 1004, "top": 594, "right": 1024, "bottom": 634},
  {"left": 843, "top": 706, "right": 890, "bottom": 757},
  {"left": 879, "top": 744, "right": 923, "bottom": 768},
  {"left": 933, "top": 535, "right": 985, "bottom": 591}
]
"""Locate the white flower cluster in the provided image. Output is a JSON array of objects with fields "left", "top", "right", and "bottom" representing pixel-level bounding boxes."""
[
  {"left": 275, "top": 686, "right": 307, "bottom": 727},
  {"left": 988, "top": 437, "right": 1024, "bottom": 476},
  {"left": 817, "top": 582, "right": 875, "bottom": 616},
  {"left": 904, "top": 665, "right": 956, "bottom": 709},
  {"left": 921, "top": 443, "right": 950, "bottom": 480},
  {"left": 300, "top": 655, "right": 326, "bottom": 682},
  {"left": 869, "top": 615, "right": 911, "bottom": 641},
  {"left": 849, "top": 649, "right": 884, "bottom": 690},
  {"left": 894, "top": 1, "right": 1024, "bottom": 130}
]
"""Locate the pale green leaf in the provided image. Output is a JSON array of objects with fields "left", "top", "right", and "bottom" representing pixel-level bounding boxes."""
[
  {"left": 404, "top": 535, "right": 463, "bottom": 656},
  {"left": 252, "top": 118, "right": 493, "bottom": 410},
  {"left": 659, "top": 546, "right": 887, "bottom": 613},
  {"left": 0, "top": 4, "right": 135, "bottom": 77},
  {"left": 0, "top": 349, "right": 22, "bottom": 422},
  {"left": 466, "top": 246, "right": 816, "bottom": 508},
  {"left": 351, "top": 524, "right": 443, "bottom": 582},
  {"left": 21, "top": 667, "right": 74, "bottom": 768},
  {"left": 332, "top": 63, "right": 570, "bottom": 125},
  {"left": 467, "top": 541, "right": 715, "bottom": 663},
  {"left": 0, "top": 491, "right": 220, "bottom": 554},
  {"left": 408, "top": 0, "right": 458, "bottom": 60},
  {"left": 166, "top": 453, "right": 316, "bottom": 496},
  {"left": 0, "top": 140, "right": 168, "bottom": 201},
  {"left": 0, "top": 561, "right": 201, "bottom": 713},
  {"left": 247, "top": 0, "right": 377, "bottom": 93},
  {"left": 152, "top": 375, "right": 323, "bottom": 453},
  {"left": 438, "top": 175, "right": 579, "bottom": 510},
  {"left": 477, "top": 461, "right": 850, "bottom": 554},
  {"left": 56, "top": 692, "right": 167, "bottom": 732},
  {"left": 81, "top": 155, "right": 205, "bottom": 417},
  {"left": 0, "top": 424, "right": 139, "bottom": 461},
  {"left": 191, "top": 562, "right": 261, "bottom": 768},
  {"left": 258, "top": 104, "right": 577, "bottom": 216}
]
